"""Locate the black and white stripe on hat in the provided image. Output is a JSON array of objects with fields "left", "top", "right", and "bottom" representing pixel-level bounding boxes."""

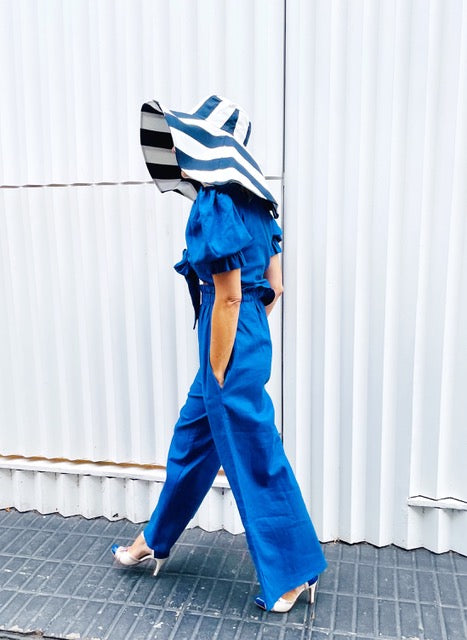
[{"left": 140, "top": 95, "right": 278, "bottom": 217}]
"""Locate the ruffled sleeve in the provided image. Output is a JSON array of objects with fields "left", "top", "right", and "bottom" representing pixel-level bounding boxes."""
[
  {"left": 186, "top": 186, "right": 253, "bottom": 274},
  {"left": 270, "top": 217, "right": 283, "bottom": 256}
]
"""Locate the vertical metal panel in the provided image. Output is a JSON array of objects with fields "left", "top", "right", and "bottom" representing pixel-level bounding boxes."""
[
  {"left": 284, "top": 0, "right": 467, "bottom": 554},
  {"left": 0, "top": 181, "right": 282, "bottom": 464},
  {"left": 0, "top": 1, "right": 284, "bottom": 477},
  {"left": 0, "top": 0, "right": 284, "bottom": 185},
  {"left": 0, "top": 460, "right": 244, "bottom": 534}
]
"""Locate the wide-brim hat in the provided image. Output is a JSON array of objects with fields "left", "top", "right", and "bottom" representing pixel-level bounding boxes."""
[{"left": 140, "top": 94, "right": 278, "bottom": 217}]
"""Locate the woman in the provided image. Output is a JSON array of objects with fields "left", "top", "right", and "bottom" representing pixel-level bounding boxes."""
[{"left": 111, "top": 95, "right": 327, "bottom": 612}]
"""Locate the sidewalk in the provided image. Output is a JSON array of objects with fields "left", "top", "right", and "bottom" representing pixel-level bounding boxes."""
[{"left": 0, "top": 509, "right": 465, "bottom": 640}]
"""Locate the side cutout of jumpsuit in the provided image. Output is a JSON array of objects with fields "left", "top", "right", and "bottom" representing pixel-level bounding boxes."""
[{"left": 143, "top": 185, "right": 327, "bottom": 610}]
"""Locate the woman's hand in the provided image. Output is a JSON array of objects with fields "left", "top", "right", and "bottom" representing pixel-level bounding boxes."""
[
  {"left": 264, "top": 254, "right": 284, "bottom": 316},
  {"left": 210, "top": 269, "right": 242, "bottom": 386}
]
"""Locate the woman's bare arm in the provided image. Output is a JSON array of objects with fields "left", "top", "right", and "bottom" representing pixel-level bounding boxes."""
[
  {"left": 210, "top": 269, "right": 242, "bottom": 387},
  {"left": 264, "top": 253, "right": 284, "bottom": 317}
]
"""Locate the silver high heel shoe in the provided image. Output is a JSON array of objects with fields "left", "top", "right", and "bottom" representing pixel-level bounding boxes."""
[
  {"left": 111, "top": 543, "right": 167, "bottom": 577},
  {"left": 255, "top": 577, "right": 318, "bottom": 613}
]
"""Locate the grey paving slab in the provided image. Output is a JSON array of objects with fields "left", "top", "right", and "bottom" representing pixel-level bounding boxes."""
[{"left": 0, "top": 509, "right": 466, "bottom": 640}]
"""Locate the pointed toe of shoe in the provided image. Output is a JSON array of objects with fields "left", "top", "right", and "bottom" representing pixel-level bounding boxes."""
[
  {"left": 110, "top": 543, "right": 165, "bottom": 575},
  {"left": 255, "top": 576, "right": 319, "bottom": 614}
]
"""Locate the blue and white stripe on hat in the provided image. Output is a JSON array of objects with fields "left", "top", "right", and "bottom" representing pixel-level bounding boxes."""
[{"left": 140, "top": 95, "right": 278, "bottom": 217}]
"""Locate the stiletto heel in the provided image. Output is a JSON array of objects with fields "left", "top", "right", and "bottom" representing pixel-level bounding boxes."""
[
  {"left": 255, "top": 576, "right": 318, "bottom": 613},
  {"left": 308, "top": 578, "right": 317, "bottom": 604},
  {"left": 152, "top": 557, "right": 166, "bottom": 577},
  {"left": 111, "top": 543, "right": 167, "bottom": 576}
]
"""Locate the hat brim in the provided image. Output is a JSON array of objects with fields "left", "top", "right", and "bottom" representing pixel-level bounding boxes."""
[
  {"left": 140, "top": 99, "right": 278, "bottom": 215},
  {"left": 140, "top": 101, "right": 200, "bottom": 200}
]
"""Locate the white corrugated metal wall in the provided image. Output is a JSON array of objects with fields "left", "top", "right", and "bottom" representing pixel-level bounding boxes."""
[
  {"left": 0, "top": 0, "right": 466, "bottom": 554},
  {"left": 283, "top": 0, "right": 466, "bottom": 555},
  {"left": 0, "top": 0, "right": 284, "bottom": 532}
]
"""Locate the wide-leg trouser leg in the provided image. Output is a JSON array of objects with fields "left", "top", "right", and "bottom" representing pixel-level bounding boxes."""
[
  {"left": 197, "top": 289, "right": 327, "bottom": 610},
  {"left": 142, "top": 287, "right": 327, "bottom": 610},
  {"left": 142, "top": 370, "right": 221, "bottom": 558}
]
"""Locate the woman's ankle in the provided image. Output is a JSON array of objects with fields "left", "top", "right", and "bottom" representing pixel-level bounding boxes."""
[{"left": 129, "top": 533, "right": 151, "bottom": 556}]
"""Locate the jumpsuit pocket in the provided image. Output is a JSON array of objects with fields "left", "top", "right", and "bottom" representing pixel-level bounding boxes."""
[{"left": 208, "top": 344, "right": 235, "bottom": 391}]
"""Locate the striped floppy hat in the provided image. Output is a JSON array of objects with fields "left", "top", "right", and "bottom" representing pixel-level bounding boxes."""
[{"left": 140, "top": 94, "right": 278, "bottom": 217}]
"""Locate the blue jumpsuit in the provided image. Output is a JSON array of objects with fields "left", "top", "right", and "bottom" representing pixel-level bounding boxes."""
[{"left": 143, "top": 184, "right": 327, "bottom": 610}]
